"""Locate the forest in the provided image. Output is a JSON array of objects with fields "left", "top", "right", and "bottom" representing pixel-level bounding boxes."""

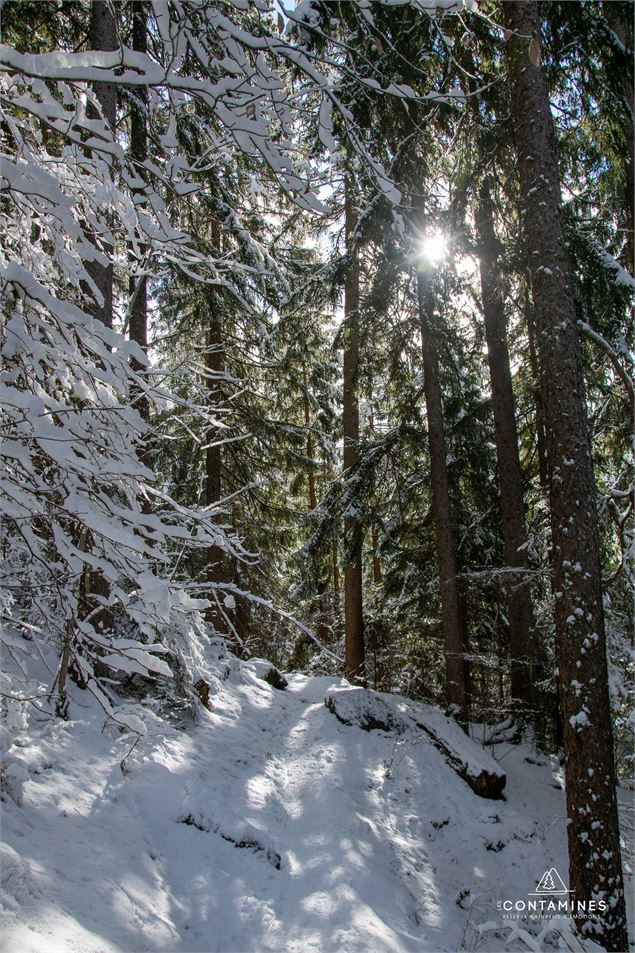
[{"left": 0, "top": 1, "right": 633, "bottom": 952}]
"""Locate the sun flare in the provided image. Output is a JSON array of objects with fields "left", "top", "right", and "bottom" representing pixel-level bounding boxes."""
[{"left": 420, "top": 232, "right": 447, "bottom": 264}]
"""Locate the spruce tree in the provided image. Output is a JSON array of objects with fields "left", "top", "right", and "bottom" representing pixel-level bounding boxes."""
[{"left": 504, "top": 2, "right": 628, "bottom": 947}]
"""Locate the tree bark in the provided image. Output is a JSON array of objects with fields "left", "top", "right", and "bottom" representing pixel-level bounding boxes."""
[
  {"left": 525, "top": 281, "right": 549, "bottom": 489},
  {"left": 475, "top": 186, "right": 535, "bottom": 714},
  {"left": 343, "top": 179, "right": 365, "bottom": 685},
  {"left": 86, "top": 0, "right": 117, "bottom": 330},
  {"left": 416, "top": 269, "right": 468, "bottom": 725},
  {"left": 83, "top": 0, "right": 117, "bottom": 630},
  {"left": 504, "top": 3, "right": 628, "bottom": 948}
]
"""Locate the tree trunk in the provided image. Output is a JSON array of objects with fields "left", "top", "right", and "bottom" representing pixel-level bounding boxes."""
[
  {"left": 526, "top": 279, "right": 560, "bottom": 748},
  {"left": 504, "top": 3, "right": 628, "bottom": 948},
  {"left": 343, "top": 180, "right": 365, "bottom": 685},
  {"left": 129, "top": 1, "right": 149, "bottom": 424},
  {"left": 525, "top": 281, "right": 549, "bottom": 489},
  {"left": 86, "top": 0, "right": 117, "bottom": 330},
  {"left": 416, "top": 270, "right": 468, "bottom": 726},
  {"left": 475, "top": 186, "right": 535, "bottom": 715},
  {"left": 83, "top": 0, "right": 117, "bottom": 630}
]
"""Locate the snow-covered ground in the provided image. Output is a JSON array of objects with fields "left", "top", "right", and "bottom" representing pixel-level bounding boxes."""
[{"left": 1, "top": 650, "right": 633, "bottom": 953}]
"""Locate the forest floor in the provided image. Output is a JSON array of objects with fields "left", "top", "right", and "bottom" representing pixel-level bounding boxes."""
[{"left": 1, "top": 646, "right": 633, "bottom": 953}]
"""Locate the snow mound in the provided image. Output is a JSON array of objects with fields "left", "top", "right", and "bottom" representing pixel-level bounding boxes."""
[
  {"left": 325, "top": 685, "right": 403, "bottom": 732},
  {"left": 0, "top": 843, "right": 39, "bottom": 910},
  {"left": 325, "top": 685, "right": 506, "bottom": 799},
  {"left": 242, "top": 657, "right": 289, "bottom": 690}
]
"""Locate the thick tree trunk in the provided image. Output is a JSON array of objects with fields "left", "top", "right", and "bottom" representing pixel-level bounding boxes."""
[
  {"left": 86, "top": 0, "right": 117, "bottom": 330},
  {"left": 129, "top": 1, "right": 149, "bottom": 423},
  {"left": 525, "top": 282, "right": 549, "bottom": 489},
  {"left": 505, "top": 3, "right": 628, "bottom": 948},
  {"left": 416, "top": 270, "right": 468, "bottom": 725},
  {"left": 475, "top": 187, "right": 535, "bottom": 714},
  {"left": 343, "top": 181, "right": 365, "bottom": 685}
]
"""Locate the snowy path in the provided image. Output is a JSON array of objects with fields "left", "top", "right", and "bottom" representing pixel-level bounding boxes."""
[{"left": 1, "top": 666, "right": 633, "bottom": 952}]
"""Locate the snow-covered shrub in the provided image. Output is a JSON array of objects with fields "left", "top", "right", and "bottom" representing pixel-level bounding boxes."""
[
  {"left": 0, "top": 253, "right": 249, "bottom": 710},
  {"left": 0, "top": 37, "right": 251, "bottom": 717}
]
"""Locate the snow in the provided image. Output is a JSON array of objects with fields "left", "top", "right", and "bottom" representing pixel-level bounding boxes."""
[
  {"left": 1, "top": 646, "right": 633, "bottom": 953},
  {"left": 569, "top": 711, "right": 590, "bottom": 730},
  {"left": 595, "top": 246, "right": 635, "bottom": 291},
  {"left": 324, "top": 685, "right": 505, "bottom": 788}
]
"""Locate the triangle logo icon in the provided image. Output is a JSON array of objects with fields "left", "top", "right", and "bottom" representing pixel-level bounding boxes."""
[{"left": 531, "top": 867, "right": 571, "bottom": 895}]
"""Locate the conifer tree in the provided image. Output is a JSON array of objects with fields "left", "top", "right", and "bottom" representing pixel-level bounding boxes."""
[
  {"left": 343, "top": 177, "right": 366, "bottom": 685},
  {"left": 416, "top": 260, "right": 469, "bottom": 724},
  {"left": 128, "top": 0, "right": 149, "bottom": 425},
  {"left": 504, "top": 2, "right": 628, "bottom": 946},
  {"left": 85, "top": 0, "right": 117, "bottom": 332},
  {"left": 475, "top": 185, "right": 536, "bottom": 716}
]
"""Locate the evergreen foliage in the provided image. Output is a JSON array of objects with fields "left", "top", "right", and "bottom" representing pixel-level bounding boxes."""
[{"left": 1, "top": 2, "right": 632, "bottom": 947}]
